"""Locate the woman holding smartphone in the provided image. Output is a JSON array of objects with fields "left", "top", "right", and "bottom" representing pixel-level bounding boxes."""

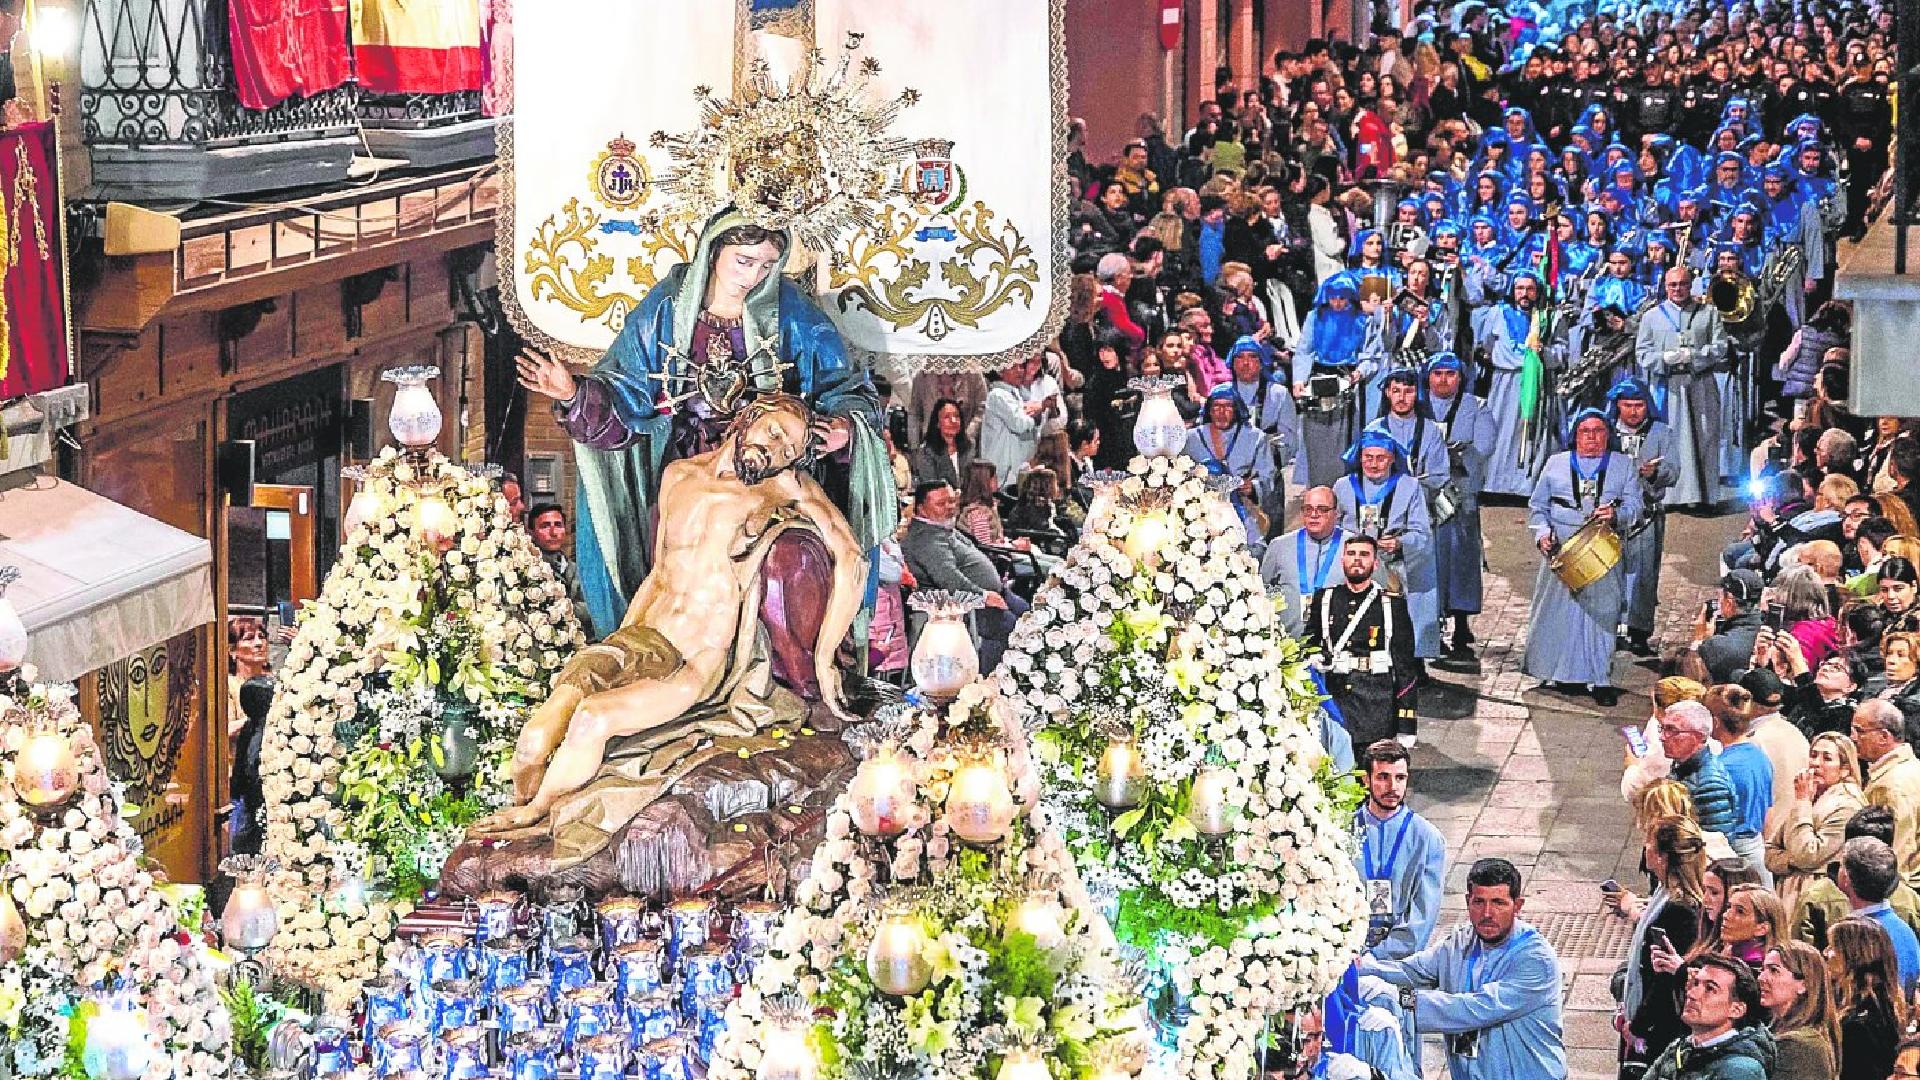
[{"left": 1608, "top": 813, "right": 1708, "bottom": 1073}]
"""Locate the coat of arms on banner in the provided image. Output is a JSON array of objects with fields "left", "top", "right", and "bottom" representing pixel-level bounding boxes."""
[
  {"left": 590, "top": 134, "right": 649, "bottom": 212},
  {"left": 501, "top": 1, "right": 1069, "bottom": 372}
]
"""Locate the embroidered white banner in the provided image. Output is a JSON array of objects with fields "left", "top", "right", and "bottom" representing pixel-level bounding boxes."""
[{"left": 500, "top": 0, "right": 1069, "bottom": 374}]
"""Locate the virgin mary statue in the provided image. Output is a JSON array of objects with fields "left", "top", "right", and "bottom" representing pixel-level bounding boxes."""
[{"left": 517, "top": 208, "right": 896, "bottom": 639}]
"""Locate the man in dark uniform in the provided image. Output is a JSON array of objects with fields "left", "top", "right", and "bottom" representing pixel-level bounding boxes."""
[
  {"left": 1681, "top": 57, "right": 1733, "bottom": 144},
  {"left": 1837, "top": 56, "right": 1891, "bottom": 240},
  {"left": 1304, "top": 533, "right": 1419, "bottom": 749},
  {"left": 1536, "top": 50, "right": 1579, "bottom": 141},
  {"left": 1633, "top": 60, "right": 1681, "bottom": 149},
  {"left": 1569, "top": 56, "right": 1611, "bottom": 126}
]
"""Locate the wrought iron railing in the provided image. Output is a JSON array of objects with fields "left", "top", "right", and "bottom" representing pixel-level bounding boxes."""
[
  {"left": 359, "top": 91, "right": 484, "bottom": 130},
  {"left": 80, "top": 0, "right": 491, "bottom": 152},
  {"left": 79, "top": 0, "right": 360, "bottom": 148}
]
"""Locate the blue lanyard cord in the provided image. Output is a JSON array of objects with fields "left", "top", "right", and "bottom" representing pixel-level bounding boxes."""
[
  {"left": 1351, "top": 474, "right": 1395, "bottom": 508},
  {"left": 1299, "top": 530, "right": 1344, "bottom": 595},
  {"left": 1359, "top": 807, "right": 1415, "bottom": 880},
  {"left": 1465, "top": 928, "right": 1535, "bottom": 992},
  {"left": 1570, "top": 452, "right": 1610, "bottom": 510},
  {"left": 1571, "top": 452, "right": 1609, "bottom": 482}
]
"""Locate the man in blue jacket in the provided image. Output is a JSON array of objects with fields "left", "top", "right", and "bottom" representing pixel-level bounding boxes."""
[{"left": 1660, "top": 701, "right": 1742, "bottom": 841}]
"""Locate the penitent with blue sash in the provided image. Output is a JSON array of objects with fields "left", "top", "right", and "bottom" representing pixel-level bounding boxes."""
[
  {"left": 1352, "top": 803, "right": 1445, "bottom": 962},
  {"left": 1360, "top": 805, "right": 1416, "bottom": 949},
  {"left": 1300, "top": 527, "right": 1345, "bottom": 597}
]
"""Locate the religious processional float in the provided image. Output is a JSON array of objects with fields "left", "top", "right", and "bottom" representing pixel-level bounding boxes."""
[
  {"left": 704, "top": 391, "right": 1368, "bottom": 1080},
  {"left": 997, "top": 383, "right": 1371, "bottom": 1078},
  {"left": 0, "top": 680, "right": 234, "bottom": 1080},
  {"left": 706, "top": 679, "right": 1149, "bottom": 1080},
  {"left": 254, "top": 366, "right": 584, "bottom": 1006}
]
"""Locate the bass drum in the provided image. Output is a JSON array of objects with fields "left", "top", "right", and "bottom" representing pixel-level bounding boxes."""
[{"left": 1550, "top": 517, "right": 1622, "bottom": 594}]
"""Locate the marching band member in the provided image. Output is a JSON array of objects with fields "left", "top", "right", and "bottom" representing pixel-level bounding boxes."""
[
  {"left": 1523, "top": 409, "right": 1645, "bottom": 707},
  {"left": 1469, "top": 270, "right": 1550, "bottom": 497},
  {"left": 1421, "top": 353, "right": 1497, "bottom": 660},
  {"left": 1338, "top": 429, "right": 1439, "bottom": 672},
  {"left": 1586, "top": 246, "right": 1649, "bottom": 317},
  {"left": 1635, "top": 266, "right": 1729, "bottom": 508},
  {"left": 1608, "top": 379, "right": 1680, "bottom": 657}
]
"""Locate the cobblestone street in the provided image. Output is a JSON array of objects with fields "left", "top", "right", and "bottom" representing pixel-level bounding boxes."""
[{"left": 1407, "top": 503, "right": 1742, "bottom": 1079}]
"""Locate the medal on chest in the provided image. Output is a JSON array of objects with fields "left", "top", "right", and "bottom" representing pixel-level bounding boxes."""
[
  {"left": 1620, "top": 431, "right": 1646, "bottom": 459},
  {"left": 1577, "top": 475, "right": 1601, "bottom": 504}
]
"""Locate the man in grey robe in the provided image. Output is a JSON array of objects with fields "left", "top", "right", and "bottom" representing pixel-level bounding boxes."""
[
  {"left": 1607, "top": 379, "right": 1680, "bottom": 657},
  {"left": 1337, "top": 430, "right": 1439, "bottom": 664},
  {"left": 1261, "top": 485, "right": 1344, "bottom": 638},
  {"left": 1634, "top": 266, "right": 1728, "bottom": 509},
  {"left": 1420, "top": 353, "right": 1497, "bottom": 659},
  {"left": 1468, "top": 272, "right": 1549, "bottom": 497}
]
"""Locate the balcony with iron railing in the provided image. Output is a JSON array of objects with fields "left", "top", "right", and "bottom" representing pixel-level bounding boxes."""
[{"left": 80, "top": 0, "right": 495, "bottom": 203}]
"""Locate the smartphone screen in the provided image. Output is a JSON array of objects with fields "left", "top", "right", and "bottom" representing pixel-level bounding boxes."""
[
  {"left": 1647, "top": 928, "right": 1672, "bottom": 952},
  {"left": 1621, "top": 726, "right": 1649, "bottom": 758}
]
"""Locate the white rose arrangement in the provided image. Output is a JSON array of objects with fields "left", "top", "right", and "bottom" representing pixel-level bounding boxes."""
[
  {"left": 257, "top": 448, "right": 583, "bottom": 1009},
  {"left": 707, "top": 684, "right": 1148, "bottom": 1080},
  {"left": 998, "top": 455, "right": 1368, "bottom": 1079},
  {"left": 0, "top": 684, "right": 233, "bottom": 1078}
]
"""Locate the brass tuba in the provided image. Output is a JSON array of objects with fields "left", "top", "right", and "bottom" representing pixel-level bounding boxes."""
[{"left": 1709, "top": 268, "right": 1759, "bottom": 329}]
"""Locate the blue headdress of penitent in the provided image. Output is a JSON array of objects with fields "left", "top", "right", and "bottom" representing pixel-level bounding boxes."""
[
  {"left": 1564, "top": 406, "right": 1610, "bottom": 449},
  {"left": 1343, "top": 427, "right": 1407, "bottom": 473},
  {"left": 1605, "top": 377, "right": 1661, "bottom": 423},
  {"left": 1202, "top": 383, "right": 1249, "bottom": 426},
  {"left": 1225, "top": 335, "right": 1273, "bottom": 378},
  {"left": 1310, "top": 274, "right": 1366, "bottom": 364}
]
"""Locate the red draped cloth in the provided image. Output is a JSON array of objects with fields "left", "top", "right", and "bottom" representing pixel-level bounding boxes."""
[
  {"left": 352, "top": 0, "right": 483, "bottom": 95},
  {"left": 226, "top": 0, "right": 353, "bottom": 111},
  {"left": 0, "top": 124, "right": 67, "bottom": 401}
]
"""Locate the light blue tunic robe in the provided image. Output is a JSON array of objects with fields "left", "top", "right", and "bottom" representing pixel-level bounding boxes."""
[
  {"left": 1358, "top": 920, "right": 1568, "bottom": 1080},
  {"left": 1233, "top": 376, "right": 1300, "bottom": 527},
  {"left": 1319, "top": 711, "right": 1356, "bottom": 773},
  {"left": 1522, "top": 451, "right": 1645, "bottom": 687},
  {"left": 1425, "top": 392, "right": 1497, "bottom": 614},
  {"left": 1183, "top": 422, "right": 1277, "bottom": 549},
  {"left": 1323, "top": 975, "right": 1421, "bottom": 1080},
  {"left": 1634, "top": 300, "right": 1729, "bottom": 507},
  {"left": 1335, "top": 472, "right": 1438, "bottom": 658},
  {"left": 1354, "top": 804, "right": 1448, "bottom": 962},
  {"left": 1261, "top": 525, "right": 1347, "bottom": 638},
  {"left": 1354, "top": 800, "right": 1448, "bottom": 1061},
  {"left": 1616, "top": 420, "right": 1679, "bottom": 635},
  {"left": 1373, "top": 411, "right": 1451, "bottom": 495},
  {"left": 1468, "top": 299, "right": 1543, "bottom": 496}
]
